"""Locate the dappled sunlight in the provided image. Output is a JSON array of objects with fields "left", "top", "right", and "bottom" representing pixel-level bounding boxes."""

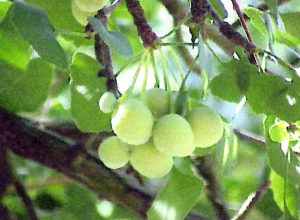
[
  {"left": 96, "top": 200, "right": 114, "bottom": 218},
  {"left": 152, "top": 201, "right": 177, "bottom": 220},
  {"left": 75, "top": 85, "right": 93, "bottom": 100},
  {"left": 286, "top": 94, "right": 296, "bottom": 106}
]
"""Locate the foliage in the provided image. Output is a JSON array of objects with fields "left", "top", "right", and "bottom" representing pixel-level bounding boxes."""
[{"left": 0, "top": 0, "right": 300, "bottom": 219}]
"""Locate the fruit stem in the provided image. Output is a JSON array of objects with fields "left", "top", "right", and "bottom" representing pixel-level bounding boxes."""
[
  {"left": 150, "top": 50, "right": 160, "bottom": 88},
  {"left": 159, "top": 48, "right": 171, "bottom": 91},
  {"left": 141, "top": 49, "right": 151, "bottom": 93}
]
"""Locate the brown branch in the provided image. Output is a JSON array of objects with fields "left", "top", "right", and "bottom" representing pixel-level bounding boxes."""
[
  {"left": 0, "top": 108, "right": 151, "bottom": 218},
  {"left": 94, "top": 11, "right": 120, "bottom": 97},
  {"left": 125, "top": 0, "right": 158, "bottom": 47},
  {"left": 230, "top": 0, "right": 254, "bottom": 45},
  {"left": 231, "top": 179, "right": 270, "bottom": 220},
  {"left": 0, "top": 204, "right": 12, "bottom": 220},
  {"left": 0, "top": 146, "right": 12, "bottom": 197},
  {"left": 192, "top": 156, "right": 230, "bottom": 220},
  {"left": 14, "top": 180, "right": 38, "bottom": 220},
  {"left": 191, "top": 0, "right": 210, "bottom": 24}
]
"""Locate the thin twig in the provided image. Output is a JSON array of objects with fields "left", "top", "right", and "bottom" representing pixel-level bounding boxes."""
[
  {"left": 230, "top": 0, "right": 261, "bottom": 67},
  {"left": 231, "top": 179, "right": 270, "bottom": 220},
  {"left": 14, "top": 180, "right": 39, "bottom": 220},
  {"left": 230, "top": 0, "right": 253, "bottom": 44}
]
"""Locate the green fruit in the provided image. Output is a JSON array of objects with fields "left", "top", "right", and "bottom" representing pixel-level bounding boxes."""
[
  {"left": 73, "top": 0, "right": 109, "bottom": 12},
  {"left": 71, "top": 1, "right": 95, "bottom": 26},
  {"left": 98, "top": 136, "right": 129, "bottom": 169},
  {"left": 130, "top": 141, "right": 173, "bottom": 178},
  {"left": 111, "top": 99, "right": 154, "bottom": 145},
  {"left": 269, "top": 120, "right": 289, "bottom": 143},
  {"left": 143, "top": 88, "right": 169, "bottom": 119},
  {"left": 153, "top": 114, "right": 194, "bottom": 157},
  {"left": 99, "top": 92, "right": 117, "bottom": 113},
  {"left": 186, "top": 107, "right": 224, "bottom": 148}
]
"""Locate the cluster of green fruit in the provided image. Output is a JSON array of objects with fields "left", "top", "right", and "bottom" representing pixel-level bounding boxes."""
[
  {"left": 98, "top": 88, "right": 224, "bottom": 178},
  {"left": 71, "top": 0, "right": 109, "bottom": 26}
]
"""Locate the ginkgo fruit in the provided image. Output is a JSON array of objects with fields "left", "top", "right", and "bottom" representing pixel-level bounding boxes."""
[
  {"left": 71, "top": 1, "right": 95, "bottom": 26},
  {"left": 153, "top": 114, "right": 194, "bottom": 157},
  {"left": 99, "top": 92, "right": 117, "bottom": 113},
  {"left": 186, "top": 107, "right": 224, "bottom": 148},
  {"left": 130, "top": 141, "right": 173, "bottom": 178},
  {"left": 73, "top": 0, "right": 110, "bottom": 12},
  {"left": 143, "top": 88, "right": 169, "bottom": 119},
  {"left": 111, "top": 99, "right": 154, "bottom": 145},
  {"left": 269, "top": 120, "right": 289, "bottom": 143},
  {"left": 98, "top": 136, "right": 129, "bottom": 169}
]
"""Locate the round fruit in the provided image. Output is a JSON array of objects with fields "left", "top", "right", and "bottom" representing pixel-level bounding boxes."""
[
  {"left": 185, "top": 107, "right": 224, "bottom": 148},
  {"left": 152, "top": 114, "right": 194, "bottom": 157},
  {"left": 269, "top": 120, "right": 289, "bottom": 143},
  {"left": 143, "top": 88, "right": 169, "bottom": 119},
  {"left": 71, "top": 1, "right": 95, "bottom": 26},
  {"left": 99, "top": 92, "right": 117, "bottom": 113},
  {"left": 98, "top": 136, "right": 129, "bottom": 169},
  {"left": 111, "top": 99, "right": 154, "bottom": 145},
  {"left": 73, "top": 0, "right": 110, "bottom": 12},
  {"left": 130, "top": 141, "right": 173, "bottom": 178}
]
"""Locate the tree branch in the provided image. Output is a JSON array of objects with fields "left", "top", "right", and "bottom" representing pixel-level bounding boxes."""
[
  {"left": 0, "top": 108, "right": 151, "bottom": 218},
  {"left": 192, "top": 156, "right": 230, "bottom": 220},
  {"left": 14, "top": 180, "right": 38, "bottom": 220},
  {"left": 125, "top": 0, "right": 158, "bottom": 47},
  {"left": 231, "top": 179, "right": 270, "bottom": 220}
]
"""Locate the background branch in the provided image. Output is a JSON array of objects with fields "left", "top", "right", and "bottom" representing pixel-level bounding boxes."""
[
  {"left": 14, "top": 180, "right": 38, "bottom": 220},
  {"left": 192, "top": 156, "right": 230, "bottom": 220},
  {"left": 232, "top": 179, "right": 270, "bottom": 220}
]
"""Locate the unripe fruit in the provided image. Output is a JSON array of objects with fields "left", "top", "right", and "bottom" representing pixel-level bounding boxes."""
[
  {"left": 71, "top": 1, "right": 95, "bottom": 26},
  {"left": 111, "top": 99, "right": 154, "bottom": 145},
  {"left": 130, "top": 141, "right": 173, "bottom": 178},
  {"left": 98, "top": 136, "right": 129, "bottom": 169},
  {"left": 269, "top": 120, "right": 289, "bottom": 143},
  {"left": 99, "top": 92, "right": 117, "bottom": 113},
  {"left": 153, "top": 114, "right": 194, "bottom": 157},
  {"left": 73, "top": 0, "right": 110, "bottom": 12},
  {"left": 143, "top": 88, "right": 169, "bottom": 119},
  {"left": 186, "top": 107, "right": 224, "bottom": 148}
]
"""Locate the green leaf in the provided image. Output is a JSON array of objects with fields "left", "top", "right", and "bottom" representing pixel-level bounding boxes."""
[
  {"left": 0, "top": 10, "right": 30, "bottom": 70},
  {"left": 70, "top": 53, "right": 111, "bottom": 132},
  {"left": 26, "top": 0, "right": 91, "bottom": 46},
  {"left": 264, "top": 116, "right": 300, "bottom": 185},
  {"left": 247, "top": 75, "right": 300, "bottom": 122},
  {"left": 210, "top": 59, "right": 253, "bottom": 102},
  {"left": 88, "top": 17, "right": 133, "bottom": 57},
  {"left": 62, "top": 185, "right": 101, "bottom": 220},
  {"left": 210, "top": 0, "right": 227, "bottom": 18},
  {"left": 270, "top": 170, "right": 300, "bottom": 219},
  {"left": 0, "top": 59, "right": 54, "bottom": 113},
  {"left": 10, "top": 1, "right": 68, "bottom": 68},
  {"left": 147, "top": 168, "right": 203, "bottom": 220},
  {"left": 243, "top": 7, "right": 267, "bottom": 35},
  {"left": 0, "top": 1, "right": 11, "bottom": 22},
  {"left": 280, "top": 12, "right": 300, "bottom": 39}
]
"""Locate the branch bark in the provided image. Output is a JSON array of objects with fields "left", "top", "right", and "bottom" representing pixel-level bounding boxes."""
[
  {"left": 0, "top": 108, "right": 151, "bottom": 218},
  {"left": 192, "top": 156, "right": 230, "bottom": 220}
]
